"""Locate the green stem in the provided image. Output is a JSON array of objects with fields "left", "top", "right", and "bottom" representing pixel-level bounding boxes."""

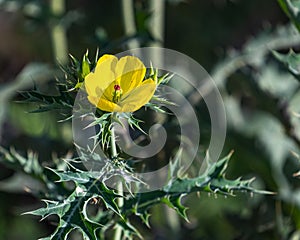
[
  {"left": 149, "top": 0, "right": 165, "bottom": 47},
  {"left": 121, "top": 0, "right": 139, "bottom": 49},
  {"left": 148, "top": 0, "right": 165, "bottom": 66},
  {"left": 110, "top": 122, "right": 118, "bottom": 159},
  {"left": 50, "top": 0, "right": 68, "bottom": 65},
  {"left": 148, "top": 0, "right": 180, "bottom": 233},
  {"left": 111, "top": 114, "right": 124, "bottom": 240}
]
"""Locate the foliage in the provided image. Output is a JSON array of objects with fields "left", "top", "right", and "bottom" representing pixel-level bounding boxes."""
[
  {"left": 0, "top": 145, "right": 266, "bottom": 239},
  {"left": 194, "top": 1, "right": 300, "bottom": 238},
  {"left": 2, "top": 0, "right": 300, "bottom": 240},
  {"left": 0, "top": 49, "right": 268, "bottom": 240}
]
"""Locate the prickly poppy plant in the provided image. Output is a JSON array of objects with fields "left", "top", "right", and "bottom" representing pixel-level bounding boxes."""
[{"left": 0, "top": 50, "right": 269, "bottom": 240}]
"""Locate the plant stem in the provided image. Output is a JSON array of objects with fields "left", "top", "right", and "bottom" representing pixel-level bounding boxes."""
[
  {"left": 149, "top": 0, "right": 165, "bottom": 47},
  {"left": 110, "top": 122, "right": 118, "bottom": 159},
  {"left": 50, "top": 0, "right": 68, "bottom": 65},
  {"left": 121, "top": 0, "right": 139, "bottom": 49},
  {"left": 148, "top": 0, "right": 181, "bottom": 233},
  {"left": 148, "top": 0, "right": 165, "bottom": 66},
  {"left": 111, "top": 114, "right": 124, "bottom": 240}
]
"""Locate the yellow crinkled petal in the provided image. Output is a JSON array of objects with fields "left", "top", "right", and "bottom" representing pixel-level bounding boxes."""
[
  {"left": 85, "top": 54, "right": 117, "bottom": 97},
  {"left": 87, "top": 96, "right": 99, "bottom": 107},
  {"left": 119, "top": 79, "right": 156, "bottom": 112},
  {"left": 95, "top": 97, "right": 122, "bottom": 112},
  {"left": 96, "top": 54, "right": 117, "bottom": 66},
  {"left": 115, "top": 56, "right": 146, "bottom": 94}
]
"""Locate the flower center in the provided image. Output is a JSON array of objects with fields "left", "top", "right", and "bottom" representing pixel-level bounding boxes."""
[
  {"left": 114, "top": 84, "right": 121, "bottom": 91},
  {"left": 113, "top": 84, "right": 122, "bottom": 103}
]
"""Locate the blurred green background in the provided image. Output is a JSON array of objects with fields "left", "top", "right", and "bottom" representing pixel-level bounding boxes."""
[{"left": 1, "top": 0, "right": 300, "bottom": 239}]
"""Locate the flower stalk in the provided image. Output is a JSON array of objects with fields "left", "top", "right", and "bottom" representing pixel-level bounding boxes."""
[
  {"left": 111, "top": 113, "right": 124, "bottom": 240},
  {"left": 110, "top": 115, "right": 118, "bottom": 159},
  {"left": 121, "top": 0, "right": 139, "bottom": 49},
  {"left": 49, "top": 0, "right": 68, "bottom": 65}
]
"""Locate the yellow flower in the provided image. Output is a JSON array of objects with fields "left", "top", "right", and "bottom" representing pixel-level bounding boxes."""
[{"left": 84, "top": 54, "right": 156, "bottom": 112}]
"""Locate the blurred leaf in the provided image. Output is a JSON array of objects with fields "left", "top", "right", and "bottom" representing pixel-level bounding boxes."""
[
  {"left": 225, "top": 95, "right": 296, "bottom": 167},
  {"left": 272, "top": 50, "right": 300, "bottom": 82},
  {"left": 210, "top": 24, "right": 300, "bottom": 92},
  {"left": 20, "top": 88, "right": 73, "bottom": 113},
  {"left": 0, "top": 146, "right": 42, "bottom": 177},
  {"left": 0, "top": 172, "right": 42, "bottom": 193},
  {"left": 278, "top": 0, "right": 300, "bottom": 32},
  {"left": 254, "top": 63, "right": 298, "bottom": 98},
  {"left": 0, "top": 63, "right": 60, "bottom": 140},
  {"left": 167, "top": 0, "right": 186, "bottom": 5}
]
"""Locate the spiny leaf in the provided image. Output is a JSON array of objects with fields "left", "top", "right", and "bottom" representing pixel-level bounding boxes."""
[
  {"left": 278, "top": 0, "right": 300, "bottom": 32},
  {"left": 0, "top": 146, "right": 42, "bottom": 177},
  {"left": 81, "top": 50, "right": 91, "bottom": 79},
  {"left": 66, "top": 50, "right": 99, "bottom": 89},
  {"left": 121, "top": 113, "right": 146, "bottom": 134},
  {"left": 49, "top": 168, "right": 122, "bottom": 217},
  {"left": 205, "top": 151, "right": 233, "bottom": 178},
  {"left": 145, "top": 92, "right": 176, "bottom": 113},
  {"left": 20, "top": 88, "right": 73, "bottom": 112},
  {"left": 134, "top": 207, "right": 151, "bottom": 228},
  {"left": 87, "top": 180, "right": 122, "bottom": 217},
  {"left": 24, "top": 199, "right": 71, "bottom": 220},
  {"left": 158, "top": 72, "right": 173, "bottom": 85},
  {"left": 123, "top": 152, "right": 273, "bottom": 222},
  {"left": 69, "top": 53, "right": 80, "bottom": 71},
  {"left": 117, "top": 219, "right": 142, "bottom": 240},
  {"left": 26, "top": 169, "right": 123, "bottom": 240},
  {"left": 272, "top": 49, "right": 300, "bottom": 82},
  {"left": 168, "top": 148, "right": 184, "bottom": 179},
  {"left": 32, "top": 192, "right": 102, "bottom": 240},
  {"left": 162, "top": 195, "right": 188, "bottom": 221},
  {"left": 48, "top": 168, "right": 90, "bottom": 184}
]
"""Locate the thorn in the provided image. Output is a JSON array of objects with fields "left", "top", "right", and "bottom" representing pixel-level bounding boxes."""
[
  {"left": 293, "top": 171, "right": 300, "bottom": 177},
  {"left": 291, "top": 150, "right": 300, "bottom": 159},
  {"left": 228, "top": 149, "right": 234, "bottom": 158},
  {"left": 24, "top": 186, "right": 32, "bottom": 193},
  {"left": 90, "top": 197, "right": 99, "bottom": 205},
  {"left": 246, "top": 177, "right": 256, "bottom": 185},
  {"left": 292, "top": 111, "right": 300, "bottom": 118}
]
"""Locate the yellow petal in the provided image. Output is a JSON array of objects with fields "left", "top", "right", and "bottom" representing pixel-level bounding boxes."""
[
  {"left": 102, "top": 79, "right": 120, "bottom": 102},
  {"left": 85, "top": 54, "right": 117, "bottom": 97},
  {"left": 119, "top": 79, "right": 156, "bottom": 112},
  {"left": 115, "top": 56, "right": 146, "bottom": 94},
  {"left": 88, "top": 96, "right": 122, "bottom": 112},
  {"left": 96, "top": 54, "right": 116, "bottom": 66},
  {"left": 87, "top": 96, "right": 99, "bottom": 107}
]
